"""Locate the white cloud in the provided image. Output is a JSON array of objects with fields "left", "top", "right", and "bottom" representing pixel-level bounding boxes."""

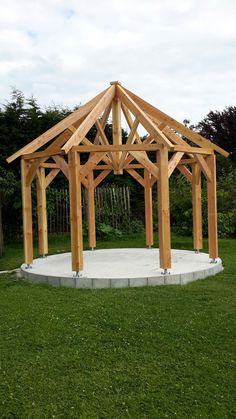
[{"left": 0, "top": 0, "right": 235, "bottom": 123}]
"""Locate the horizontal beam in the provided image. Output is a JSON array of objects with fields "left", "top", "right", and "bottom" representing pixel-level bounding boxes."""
[
  {"left": 23, "top": 149, "right": 64, "bottom": 160},
  {"left": 72, "top": 144, "right": 162, "bottom": 153},
  {"left": 173, "top": 145, "right": 214, "bottom": 155},
  {"left": 41, "top": 163, "right": 60, "bottom": 169}
]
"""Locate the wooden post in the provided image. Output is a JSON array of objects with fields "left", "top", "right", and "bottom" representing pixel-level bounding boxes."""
[
  {"left": 21, "top": 159, "right": 33, "bottom": 266},
  {"left": 112, "top": 95, "right": 123, "bottom": 174},
  {"left": 144, "top": 169, "right": 153, "bottom": 247},
  {"left": 87, "top": 171, "right": 96, "bottom": 249},
  {"left": 206, "top": 154, "right": 218, "bottom": 260},
  {"left": 36, "top": 167, "right": 48, "bottom": 256},
  {"left": 157, "top": 147, "right": 171, "bottom": 271},
  {"left": 191, "top": 163, "right": 203, "bottom": 251},
  {"left": 68, "top": 150, "right": 83, "bottom": 273}
]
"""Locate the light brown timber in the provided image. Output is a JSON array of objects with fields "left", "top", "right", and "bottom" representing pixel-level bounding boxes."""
[
  {"left": 62, "top": 85, "right": 115, "bottom": 153},
  {"left": 191, "top": 163, "right": 203, "bottom": 250},
  {"left": 36, "top": 167, "right": 48, "bottom": 255},
  {"left": 144, "top": 169, "right": 153, "bottom": 247},
  {"left": 206, "top": 155, "right": 218, "bottom": 259},
  {"left": 123, "top": 87, "right": 229, "bottom": 157},
  {"left": 87, "top": 171, "right": 96, "bottom": 249},
  {"left": 157, "top": 148, "right": 171, "bottom": 269},
  {"left": 21, "top": 159, "right": 33, "bottom": 265},
  {"left": 126, "top": 169, "right": 145, "bottom": 187},
  {"left": 7, "top": 88, "right": 109, "bottom": 163},
  {"left": 68, "top": 151, "right": 83, "bottom": 272}
]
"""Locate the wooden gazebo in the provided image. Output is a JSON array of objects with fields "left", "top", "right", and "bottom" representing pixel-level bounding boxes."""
[{"left": 7, "top": 81, "right": 228, "bottom": 275}]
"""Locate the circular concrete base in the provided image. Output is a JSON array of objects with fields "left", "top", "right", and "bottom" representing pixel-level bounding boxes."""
[{"left": 21, "top": 248, "right": 223, "bottom": 289}]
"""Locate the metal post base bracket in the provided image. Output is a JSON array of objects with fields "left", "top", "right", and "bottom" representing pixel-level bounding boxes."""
[
  {"left": 25, "top": 264, "right": 32, "bottom": 269},
  {"left": 161, "top": 268, "right": 170, "bottom": 275},
  {"left": 73, "top": 271, "right": 84, "bottom": 278},
  {"left": 210, "top": 258, "right": 217, "bottom": 264}
]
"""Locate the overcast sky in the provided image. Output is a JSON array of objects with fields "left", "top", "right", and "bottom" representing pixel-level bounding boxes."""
[{"left": 0, "top": 0, "right": 235, "bottom": 126}]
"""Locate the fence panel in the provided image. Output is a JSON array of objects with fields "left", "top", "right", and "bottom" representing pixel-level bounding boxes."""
[{"left": 47, "top": 185, "right": 131, "bottom": 234}]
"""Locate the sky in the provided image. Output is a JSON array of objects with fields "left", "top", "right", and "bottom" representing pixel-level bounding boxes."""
[{"left": 0, "top": 0, "right": 235, "bottom": 126}]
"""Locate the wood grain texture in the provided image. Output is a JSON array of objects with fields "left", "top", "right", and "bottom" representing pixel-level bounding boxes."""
[
  {"left": 206, "top": 155, "right": 218, "bottom": 259},
  {"left": 36, "top": 167, "right": 48, "bottom": 255},
  {"left": 157, "top": 148, "right": 171, "bottom": 269},
  {"left": 68, "top": 151, "right": 83, "bottom": 272},
  {"left": 21, "top": 159, "right": 33, "bottom": 265}
]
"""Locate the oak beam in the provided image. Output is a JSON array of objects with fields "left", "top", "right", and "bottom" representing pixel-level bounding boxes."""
[
  {"left": 21, "top": 159, "right": 33, "bottom": 266},
  {"left": 144, "top": 170, "right": 153, "bottom": 247},
  {"left": 94, "top": 170, "right": 112, "bottom": 188},
  {"left": 124, "top": 87, "right": 229, "bottom": 157},
  {"left": 129, "top": 150, "right": 159, "bottom": 179},
  {"left": 80, "top": 152, "right": 107, "bottom": 180},
  {"left": 194, "top": 154, "right": 212, "bottom": 182},
  {"left": 63, "top": 85, "right": 115, "bottom": 153},
  {"left": 36, "top": 167, "right": 48, "bottom": 256},
  {"left": 72, "top": 144, "right": 161, "bottom": 153},
  {"left": 7, "top": 88, "right": 109, "bottom": 163},
  {"left": 177, "top": 165, "right": 192, "bottom": 183},
  {"left": 126, "top": 169, "right": 144, "bottom": 187},
  {"left": 87, "top": 171, "right": 96, "bottom": 249},
  {"left": 52, "top": 155, "right": 69, "bottom": 179},
  {"left": 206, "top": 155, "right": 218, "bottom": 259},
  {"left": 191, "top": 163, "right": 203, "bottom": 251},
  {"left": 119, "top": 117, "right": 139, "bottom": 170},
  {"left": 117, "top": 86, "right": 173, "bottom": 149},
  {"left": 173, "top": 145, "right": 214, "bottom": 155},
  {"left": 112, "top": 95, "right": 122, "bottom": 173},
  {"left": 68, "top": 151, "right": 83, "bottom": 273},
  {"left": 45, "top": 168, "right": 60, "bottom": 188},
  {"left": 157, "top": 147, "right": 171, "bottom": 270},
  {"left": 168, "top": 152, "right": 184, "bottom": 178}
]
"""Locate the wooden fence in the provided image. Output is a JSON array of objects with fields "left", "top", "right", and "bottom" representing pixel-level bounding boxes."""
[{"left": 47, "top": 186, "right": 131, "bottom": 234}]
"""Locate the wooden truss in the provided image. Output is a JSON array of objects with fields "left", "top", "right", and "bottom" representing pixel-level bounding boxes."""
[{"left": 7, "top": 81, "right": 229, "bottom": 274}]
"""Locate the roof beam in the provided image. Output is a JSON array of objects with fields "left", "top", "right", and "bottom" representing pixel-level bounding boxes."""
[
  {"left": 71, "top": 144, "right": 161, "bottom": 153},
  {"left": 7, "top": 88, "right": 109, "bottom": 163},
  {"left": 129, "top": 150, "right": 159, "bottom": 179},
  {"left": 126, "top": 169, "right": 145, "bottom": 187},
  {"left": 117, "top": 85, "right": 173, "bottom": 149},
  {"left": 173, "top": 145, "right": 214, "bottom": 155},
  {"left": 62, "top": 85, "right": 115, "bottom": 153},
  {"left": 123, "top": 87, "right": 229, "bottom": 157},
  {"left": 168, "top": 152, "right": 184, "bottom": 178}
]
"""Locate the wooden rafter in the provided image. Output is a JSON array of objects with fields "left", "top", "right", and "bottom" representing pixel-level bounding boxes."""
[
  {"left": 62, "top": 85, "right": 115, "bottom": 153},
  {"left": 7, "top": 88, "right": 109, "bottom": 163},
  {"left": 45, "top": 168, "right": 60, "bottom": 188},
  {"left": 129, "top": 151, "right": 159, "bottom": 179},
  {"left": 168, "top": 152, "right": 184, "bottom": 178},
  {"left": 95, "top": 119, "right": 116, "bottom": 167},
  {"left": 79, "top": 152, "right": 107, "bottom": 180},
  {"left": 123, "top": 87, "right": 229, "bottom": 157},
  {"left": 177, "top": 164, "right": 192, "bottom": 182},
  {"left": 112, "top": 95, "right": 122, "bottom": 172},
  {"left": 52, "top": 155, "right": 69, "bottom": 179},
  {"left": 194, "top": 154, "right": 212, "bottom": 181},
  {"left": 119, "top": 117, "right": 139, "bottom": 170},
  {"left": 126, "top": 169, "right": 144, "bottom": 187},
  {"left": 117, "top": 85, "right": 173, "bottom": 149},
  {"left": 94, "top": 169, "right": 112, "bottom": 188}
]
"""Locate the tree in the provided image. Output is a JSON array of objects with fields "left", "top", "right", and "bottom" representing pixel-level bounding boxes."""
[
  {"left": 195, "top": 106, "right": 236, "bottom": 156},
  {"left": 0, "top": 168, "right": 18, "bottom": 255}
]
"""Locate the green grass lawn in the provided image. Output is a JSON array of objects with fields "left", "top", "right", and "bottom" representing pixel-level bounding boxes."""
[{"left": 0, "top": 234, "right": 236, "bottom": 418}]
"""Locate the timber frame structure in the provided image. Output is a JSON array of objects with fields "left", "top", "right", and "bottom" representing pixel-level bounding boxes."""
[{"left": 7, "top": 81, "right": 229, "bottom": 275}]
